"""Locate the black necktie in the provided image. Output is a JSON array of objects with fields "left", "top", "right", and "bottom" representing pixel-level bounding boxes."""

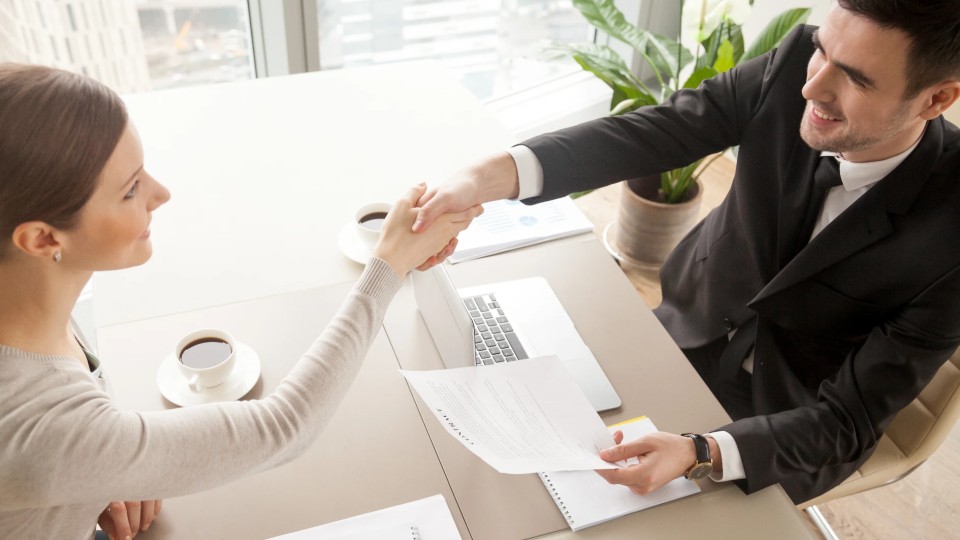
[
  {"left": 800, "top": 156, "right": 842, "bottom": 242},
  {"left": 782, "top": 155, "right": 843, "bottom": 266}
]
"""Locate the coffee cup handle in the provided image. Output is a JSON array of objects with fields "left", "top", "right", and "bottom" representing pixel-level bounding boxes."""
[{"left": 187, "top": 374, "right": 206, "bottom": 393}]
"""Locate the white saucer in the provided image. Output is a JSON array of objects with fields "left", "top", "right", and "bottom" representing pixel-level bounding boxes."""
[
  {"left": 338, "top": 223, "right": 374, "bottom": 264},
  {"left": 156, "top": 342, "right": 261, "bottom": 407}
]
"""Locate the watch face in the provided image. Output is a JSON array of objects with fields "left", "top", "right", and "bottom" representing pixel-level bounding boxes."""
[{"left": 687, "top": 462, "right": 713, "bottom": 480}]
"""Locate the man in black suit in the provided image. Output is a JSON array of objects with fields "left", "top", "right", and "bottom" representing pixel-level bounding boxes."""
[{"left": 413, "top": 0, "right": 960, "bottom": 503}]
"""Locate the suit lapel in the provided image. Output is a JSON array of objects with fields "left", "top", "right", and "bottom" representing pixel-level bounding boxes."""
[
  {"left": 753, "top": 119, "right": 945, "bottom": 304},
  {"left": 774, "top": 143, "right": 819, "bottom": 271}
]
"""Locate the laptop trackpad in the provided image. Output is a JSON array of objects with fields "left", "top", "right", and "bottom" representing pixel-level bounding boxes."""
[{"left": 516, "top": 316, "right": 592, "bottom": 359}]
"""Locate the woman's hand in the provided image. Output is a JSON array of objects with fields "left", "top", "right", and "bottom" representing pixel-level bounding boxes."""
[
  {"left": 97, "top": 499, "right": 162, "bottom": 540},
  {"left": 374, "top": 183, "right": 482, "bottom": 276}
]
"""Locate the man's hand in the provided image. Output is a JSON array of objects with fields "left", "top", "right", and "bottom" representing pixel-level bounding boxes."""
[
  {"left": 594, "top": 432, "right": 717, "bottom": 495},
  {"left": 98, "top": 499, "right": 162, "bottom": 540},
  {"left": 413, "top": 151, "right": 519, "bottom": 230},
  {"left": 373, "top": 183, "right": 483, "bottom": 276},
  {"left": 411, "top": 152, "right": 520, "bottom": 270}
]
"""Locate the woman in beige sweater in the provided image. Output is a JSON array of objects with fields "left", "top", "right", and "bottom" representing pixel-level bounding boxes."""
[{"left": 0, "top": 64, "right": 479, "bottom": 540}]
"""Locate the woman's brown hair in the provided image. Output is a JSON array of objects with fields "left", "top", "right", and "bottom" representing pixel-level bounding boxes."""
[{"left": 0, "top": 64, "right": 128, "bottom": 256}]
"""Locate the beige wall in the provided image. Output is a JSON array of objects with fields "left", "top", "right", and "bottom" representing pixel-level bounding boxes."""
[{"left": 944, "top": 107, "right": 960, "bottom": 126}]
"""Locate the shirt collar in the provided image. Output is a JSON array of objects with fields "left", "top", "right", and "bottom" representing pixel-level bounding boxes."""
[{"left": 820, "top": 135, "right": 922, "bottom": 192}]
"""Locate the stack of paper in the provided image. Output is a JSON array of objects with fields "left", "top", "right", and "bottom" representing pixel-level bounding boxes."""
[
  {"left": 399, "top": 361, "right": 701, "bottom": 532},
  {"left": 448, "top": 197, "right": 594, "bottom": 263},
  {"left": 400, "top": 357, "right": 619, "bottom": 474}
]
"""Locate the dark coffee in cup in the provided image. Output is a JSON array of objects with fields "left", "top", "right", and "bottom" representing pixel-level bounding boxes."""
[
  {"left": 358, "top": 211, "right": 388, "bottom": 231},
  {"left": 179, "top": 337, "right": 233, "bottom": 369}
]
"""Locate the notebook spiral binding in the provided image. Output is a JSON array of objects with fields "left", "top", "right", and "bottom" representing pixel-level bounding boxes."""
[{"left": 538, "top": 472, "right": 575, "bottom": 526}]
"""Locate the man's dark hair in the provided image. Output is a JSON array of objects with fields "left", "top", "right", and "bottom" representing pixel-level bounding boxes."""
[{"left": 838, "top": 0, "right": 960, "bottom": 97}]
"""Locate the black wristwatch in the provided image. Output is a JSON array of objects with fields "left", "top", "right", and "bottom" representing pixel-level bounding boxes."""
[{"left": 681, "top": 433, "right": 714, "bottom": 480}]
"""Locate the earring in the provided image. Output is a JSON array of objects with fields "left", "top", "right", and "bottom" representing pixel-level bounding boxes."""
[{"left": 53, "top": 251, "right": 61, "bottom": 263}]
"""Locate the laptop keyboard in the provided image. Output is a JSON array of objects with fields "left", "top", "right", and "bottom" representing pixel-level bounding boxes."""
[{"left": 464, "top": 293, "right": 529, "bottom": 366}]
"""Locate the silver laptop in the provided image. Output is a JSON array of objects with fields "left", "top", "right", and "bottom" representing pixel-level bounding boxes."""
[{"left": 412, "top": 265, "right": 622, "bottom": 412}]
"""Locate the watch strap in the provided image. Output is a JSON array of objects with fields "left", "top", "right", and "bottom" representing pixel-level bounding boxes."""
[{"left": 681, "top": 433, "right": 711, "bottom": 464}]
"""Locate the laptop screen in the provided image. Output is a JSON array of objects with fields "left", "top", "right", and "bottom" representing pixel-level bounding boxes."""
[{"left": 411, "top": 266, "right": 475, "bottom": 369}]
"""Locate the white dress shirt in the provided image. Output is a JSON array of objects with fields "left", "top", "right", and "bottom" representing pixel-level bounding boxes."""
[{"left": 506, "top": 138, "right": 921, "bottom": 481}]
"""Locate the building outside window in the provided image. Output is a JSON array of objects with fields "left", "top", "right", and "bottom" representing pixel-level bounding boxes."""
[
  {"left": 136, "top": 0, "right": 254, "bottom": 90},
  {"left": 1, "top": 0, "right": 590, "bottom": 101},
  {"left": 0, "top": 0, "right": 153, "bottom": 92},
  {"left": 316, "top": 0, "right": 591, "bottom": 100},
  {"left": 0, "top": 0, "right": 254, "bottom": 94}
]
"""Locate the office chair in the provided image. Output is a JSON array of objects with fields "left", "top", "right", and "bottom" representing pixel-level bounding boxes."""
[{"left": 799, "top": 346, "right": 960, "bottom": 540}]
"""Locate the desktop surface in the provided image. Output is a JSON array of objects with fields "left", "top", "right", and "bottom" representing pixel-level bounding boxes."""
[
  {"left": 384, "top": 238, "right": 814, "bottom": 540},
  {"left": 90, "top": 64, "right": 813, "bottom": 539},
  {"left": 97, "top": 283, "right": 465, "bottom": 539}
]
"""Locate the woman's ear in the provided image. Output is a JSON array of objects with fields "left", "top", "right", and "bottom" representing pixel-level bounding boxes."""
[{"left": 11, "top": 221, "right": 63, "bottom": 260}]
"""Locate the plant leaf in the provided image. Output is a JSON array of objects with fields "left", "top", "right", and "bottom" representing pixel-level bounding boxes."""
[
  {"left": 683, "top": 66, "right": 719, "bottom": 89},
  {"left": 611, "top": 96, "right": 657, "bottom": 115},
  {"left": 572, "top": 0, "right": 648, "bottom": 51},
  {"left": 643, "top": 32, "right": 694, "bottom": 90},
  {"left": 557, "top": 43, "right": 651, "bottom": 100},
  {"left": 571, "top": 0, "right": 692, "bottom": 87},
  {"left": 729, "top": 25, "right": 745, "bottom": 64},
  {"left": 712, "top": 39, "right": 736, "bottom": 73},
  {"left": 741, "top": 8, "right": 811, "bottom": 62},
  {"left": 662, "top": 159, "right": 703, "bottom": 203}
]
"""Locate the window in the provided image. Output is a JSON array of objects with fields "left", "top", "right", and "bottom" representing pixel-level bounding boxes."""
[
  {"left": 0, "top": 0, "right": 256, "bottom": 94},
  {"left": 315, "top": 0, "right": 593, "bottom": 100},
  {"left": 136, "top": 0, "right": 255, "bottom": 90}
]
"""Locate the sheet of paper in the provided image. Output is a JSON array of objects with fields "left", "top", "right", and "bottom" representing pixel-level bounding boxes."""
[
  {"left": 267, "top": 494, "right": 459, "bottom": 539},
  {"left": 539, "top": 417, "right": 702, "bottom": 531},
  {"left": 400, "top": 357, "right": 620, "bottom": 474},
  {"left": 448, "top": 197, "right": 594, "bottom": 263}
]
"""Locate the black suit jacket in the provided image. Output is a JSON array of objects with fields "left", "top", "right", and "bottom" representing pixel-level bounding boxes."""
[{"left": 521, "top": 25, "right": 960, "bottom": 502}]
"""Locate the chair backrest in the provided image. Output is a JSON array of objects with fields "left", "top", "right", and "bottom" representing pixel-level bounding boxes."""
[{"left": 800, "top": 346, "right": 960, "bottom": 507}]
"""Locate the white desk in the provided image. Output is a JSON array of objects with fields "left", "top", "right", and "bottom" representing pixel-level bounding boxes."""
[
  {"left": 93, "top": 65, "right": 815, "bottom": 539},
  {"left": 96, "top": 62, "right": 515, "bottom": 327}
]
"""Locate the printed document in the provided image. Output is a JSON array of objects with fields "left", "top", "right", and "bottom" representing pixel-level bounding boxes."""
[
  {"left": 400, "top": 357, "right": 622, "bottom": 474},
  {"left": 448, "top": 197, "right": 593, "bottom": 263}
]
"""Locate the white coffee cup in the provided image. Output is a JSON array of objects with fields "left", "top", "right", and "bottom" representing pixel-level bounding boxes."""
[
  {"left": 354, "top": 202, "right": 391, "bottom": 250},
  {"left": 176, "top": 328, "right": 237, "bottom": 393}
]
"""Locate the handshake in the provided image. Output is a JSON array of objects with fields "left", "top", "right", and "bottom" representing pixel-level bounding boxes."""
[
  {"left": 353, "top": 151, "right": 522, "bottom": 277},
  {"left": 358, "top": 182, "right": 483, "bottom": 277}
]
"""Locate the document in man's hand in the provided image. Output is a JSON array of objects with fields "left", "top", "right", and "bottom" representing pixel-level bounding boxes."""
[
  {"left": 448, "top": 197, "right": 594, "bottom": 263},
  {"left": 399, "top": 357, "right": 623, "bottom": 474},
  {"left": 539, "top": 417, "right": 701, "bottom": 531}
]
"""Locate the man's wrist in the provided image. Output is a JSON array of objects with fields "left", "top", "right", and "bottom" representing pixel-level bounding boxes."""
[
  {"left": 481, "top": 151, "right": 520, "bottom": 201},
  {"left": 704, "top": 434, "right": 723, "bottom": 474}
]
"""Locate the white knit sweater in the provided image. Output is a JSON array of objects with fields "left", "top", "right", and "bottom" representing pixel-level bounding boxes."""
[{"left": 0, "top": 258, "right": 402, "bottom": 539}]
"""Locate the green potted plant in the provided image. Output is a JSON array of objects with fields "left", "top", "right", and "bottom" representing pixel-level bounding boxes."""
[{"left": 562, "top": 0, "right": 810, "bottom": 267}]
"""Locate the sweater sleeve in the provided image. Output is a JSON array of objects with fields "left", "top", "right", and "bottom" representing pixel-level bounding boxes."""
[{"left": 0, "top": 257, "right": 403, "bottom": 509}]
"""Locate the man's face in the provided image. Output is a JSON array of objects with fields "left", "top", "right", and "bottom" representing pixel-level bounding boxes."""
[{"left": 799, "top": 5, "right": 930, "bottom": 162}]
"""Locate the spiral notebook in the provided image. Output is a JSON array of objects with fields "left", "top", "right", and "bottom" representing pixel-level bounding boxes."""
[{"left": 538, "top": 416, "right": 702, "bottom": 532}]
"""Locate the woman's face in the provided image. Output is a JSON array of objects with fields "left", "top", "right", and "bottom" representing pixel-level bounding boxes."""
[{"left": 62, "top": 123, "right": 170, "bottom": 271}]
